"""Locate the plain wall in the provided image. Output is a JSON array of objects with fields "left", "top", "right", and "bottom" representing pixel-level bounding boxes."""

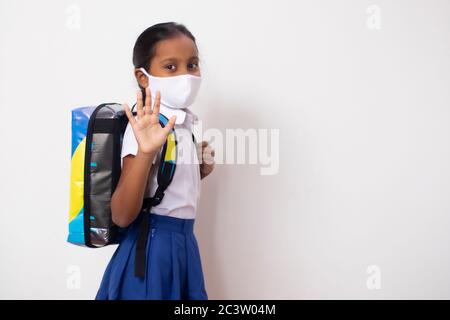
[{"left": 1, "top": 0, "right": 450, "bottom": 299}]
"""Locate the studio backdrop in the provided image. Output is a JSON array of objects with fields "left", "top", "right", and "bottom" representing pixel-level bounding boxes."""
[{"left": 1, "top": 0, "right": 450, "bottom": 299}]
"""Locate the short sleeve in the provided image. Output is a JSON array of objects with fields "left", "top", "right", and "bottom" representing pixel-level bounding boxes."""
[
  {"left": 121, "top": 122, "right": 157, "bottom": 165},
  {"left": 121, "top": 122, "right": 138, "bottom": 158}
]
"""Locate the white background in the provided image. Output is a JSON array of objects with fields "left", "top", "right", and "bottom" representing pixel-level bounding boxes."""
[{"left": 1, "top": 0, "right": 450, "bottom": 299}]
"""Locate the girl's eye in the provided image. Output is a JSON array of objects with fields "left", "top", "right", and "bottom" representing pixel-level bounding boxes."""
[
  {"left": 189, "top": 62, "right": 199, "bottom": 69},
  {"left": 165, "top": 64, "right": 176, "bottom": 71}
]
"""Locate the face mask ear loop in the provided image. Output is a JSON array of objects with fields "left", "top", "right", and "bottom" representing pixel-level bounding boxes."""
[
  {"left": 139, "top": 67, "right": 152, "bottom": 89},
  {"left": 139, "top": 67, "right": 150, "bottom": 78},
  {"left": 138, "top": 67, "right": 152, "bottom": 106}
]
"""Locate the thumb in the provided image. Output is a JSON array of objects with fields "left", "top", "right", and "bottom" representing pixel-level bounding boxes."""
[{"left": 164, "top": 115, "right": 177, "bottom": 133}]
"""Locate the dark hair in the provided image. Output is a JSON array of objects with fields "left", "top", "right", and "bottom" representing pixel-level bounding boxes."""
[{"left": 133, "top": 22, "right": 197, "bottom": 72}]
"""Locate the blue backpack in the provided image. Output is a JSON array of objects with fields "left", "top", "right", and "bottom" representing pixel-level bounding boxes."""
[{"left": 68, "top": 102, "right": 193, "bottom": 277}]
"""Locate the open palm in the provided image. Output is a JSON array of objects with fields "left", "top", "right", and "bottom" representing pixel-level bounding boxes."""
[{"left": 123, "top": 87, "right": 176, "bottom": 155}]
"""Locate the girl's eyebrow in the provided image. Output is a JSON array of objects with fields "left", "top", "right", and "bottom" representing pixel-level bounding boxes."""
[{"left": 160, "top": 56, "right": 199, "bottom": 63}]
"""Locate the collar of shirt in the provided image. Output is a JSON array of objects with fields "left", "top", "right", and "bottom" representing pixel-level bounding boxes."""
[{"left": 158, "top": 104, "right": 199, "bottom": 128}]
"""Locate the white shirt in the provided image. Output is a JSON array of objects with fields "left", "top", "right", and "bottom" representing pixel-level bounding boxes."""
[{"left": 120, "top": 105, "right": 201, "bottom": 219}]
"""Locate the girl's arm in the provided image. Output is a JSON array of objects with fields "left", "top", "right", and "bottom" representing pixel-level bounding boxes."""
[
  {"left": 111, "top": 150, "right": 156, "bottom": 228},
  {"left": 111, "top": 88, "right": 176, "bottom": 228}
]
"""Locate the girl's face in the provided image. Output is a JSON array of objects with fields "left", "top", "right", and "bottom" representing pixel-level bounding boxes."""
[{"left": 136, "top": 34, "right": 200, "bottom": 88}]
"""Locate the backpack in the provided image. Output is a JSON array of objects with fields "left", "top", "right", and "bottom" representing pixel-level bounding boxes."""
[
  {"left": 68, "top": 103, "right": 184, "bottom": 245},
  {"left": 68, "top": 102, "right": 196, "bottom": 277}
]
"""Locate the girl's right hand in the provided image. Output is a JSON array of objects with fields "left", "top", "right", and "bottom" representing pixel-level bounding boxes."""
[{"left": 123, "top": 87, "right": 176, "bottom": 155}]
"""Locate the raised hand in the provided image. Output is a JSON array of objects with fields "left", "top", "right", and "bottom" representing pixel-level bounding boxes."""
[{"left": 123, "top": 87, "right": 176, "bottom": 155}]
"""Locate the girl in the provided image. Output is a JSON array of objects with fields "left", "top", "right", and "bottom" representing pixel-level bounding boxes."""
[{"left": 95, "top": 22, "right": 214, "bottom": 300}]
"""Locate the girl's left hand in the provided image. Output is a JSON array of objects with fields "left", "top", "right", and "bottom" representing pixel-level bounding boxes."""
[{"left": 197, "top": 141, "right": 215, "bottom": 179}]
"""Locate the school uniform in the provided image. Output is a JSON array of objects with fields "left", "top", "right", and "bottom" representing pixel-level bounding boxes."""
[{"left": 95, "top": 105, "right": 208, "bottom": 300}]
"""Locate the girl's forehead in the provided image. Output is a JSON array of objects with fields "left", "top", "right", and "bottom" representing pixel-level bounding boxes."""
[{"left": 154, "top": 35, "right": 198, "bottom": 61}]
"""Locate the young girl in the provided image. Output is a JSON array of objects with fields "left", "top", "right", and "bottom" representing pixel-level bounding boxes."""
[{"left": 95, "top": 22, "right": 214, "bottom": 300}]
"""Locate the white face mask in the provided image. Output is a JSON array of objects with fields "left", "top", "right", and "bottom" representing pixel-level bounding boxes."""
[{"left": 140, "top": 67, "right": 202, "bottom": 109}]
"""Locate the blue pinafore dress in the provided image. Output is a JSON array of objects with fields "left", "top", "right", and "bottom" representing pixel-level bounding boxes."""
[{"left": 95, "top": 212, "right": 208, "bottom": 300}]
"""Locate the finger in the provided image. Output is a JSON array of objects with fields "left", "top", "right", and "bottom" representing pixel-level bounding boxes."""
[
  {"left": 136, "top": 90, "right": 144, "bottom": 119},
  {"left": 203, "top": 145, "right": 213, "bottom": 155},
  {"left": 150, "top": 90, "right": 161, "bottom": 124},
  {"left": 203, "top": 149, "right": 215, "bottom": 161},
  {"left": 203, "top": 154, "right": 215, "bottom": 165},
  {"left": 203, "top": 146, "right": 215, "bottom": 161},
  {"left": 164, "top": 115, "right": 177, "bottom": 133},
  {"left": 153, "top": 90, "right": 161, "bottom": 114},
  {"left": 123, "top": 103, "right": 136, "bottom": 126},
  {"left": 144, "top": 86, "right": 152, "bottom": 115}
]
